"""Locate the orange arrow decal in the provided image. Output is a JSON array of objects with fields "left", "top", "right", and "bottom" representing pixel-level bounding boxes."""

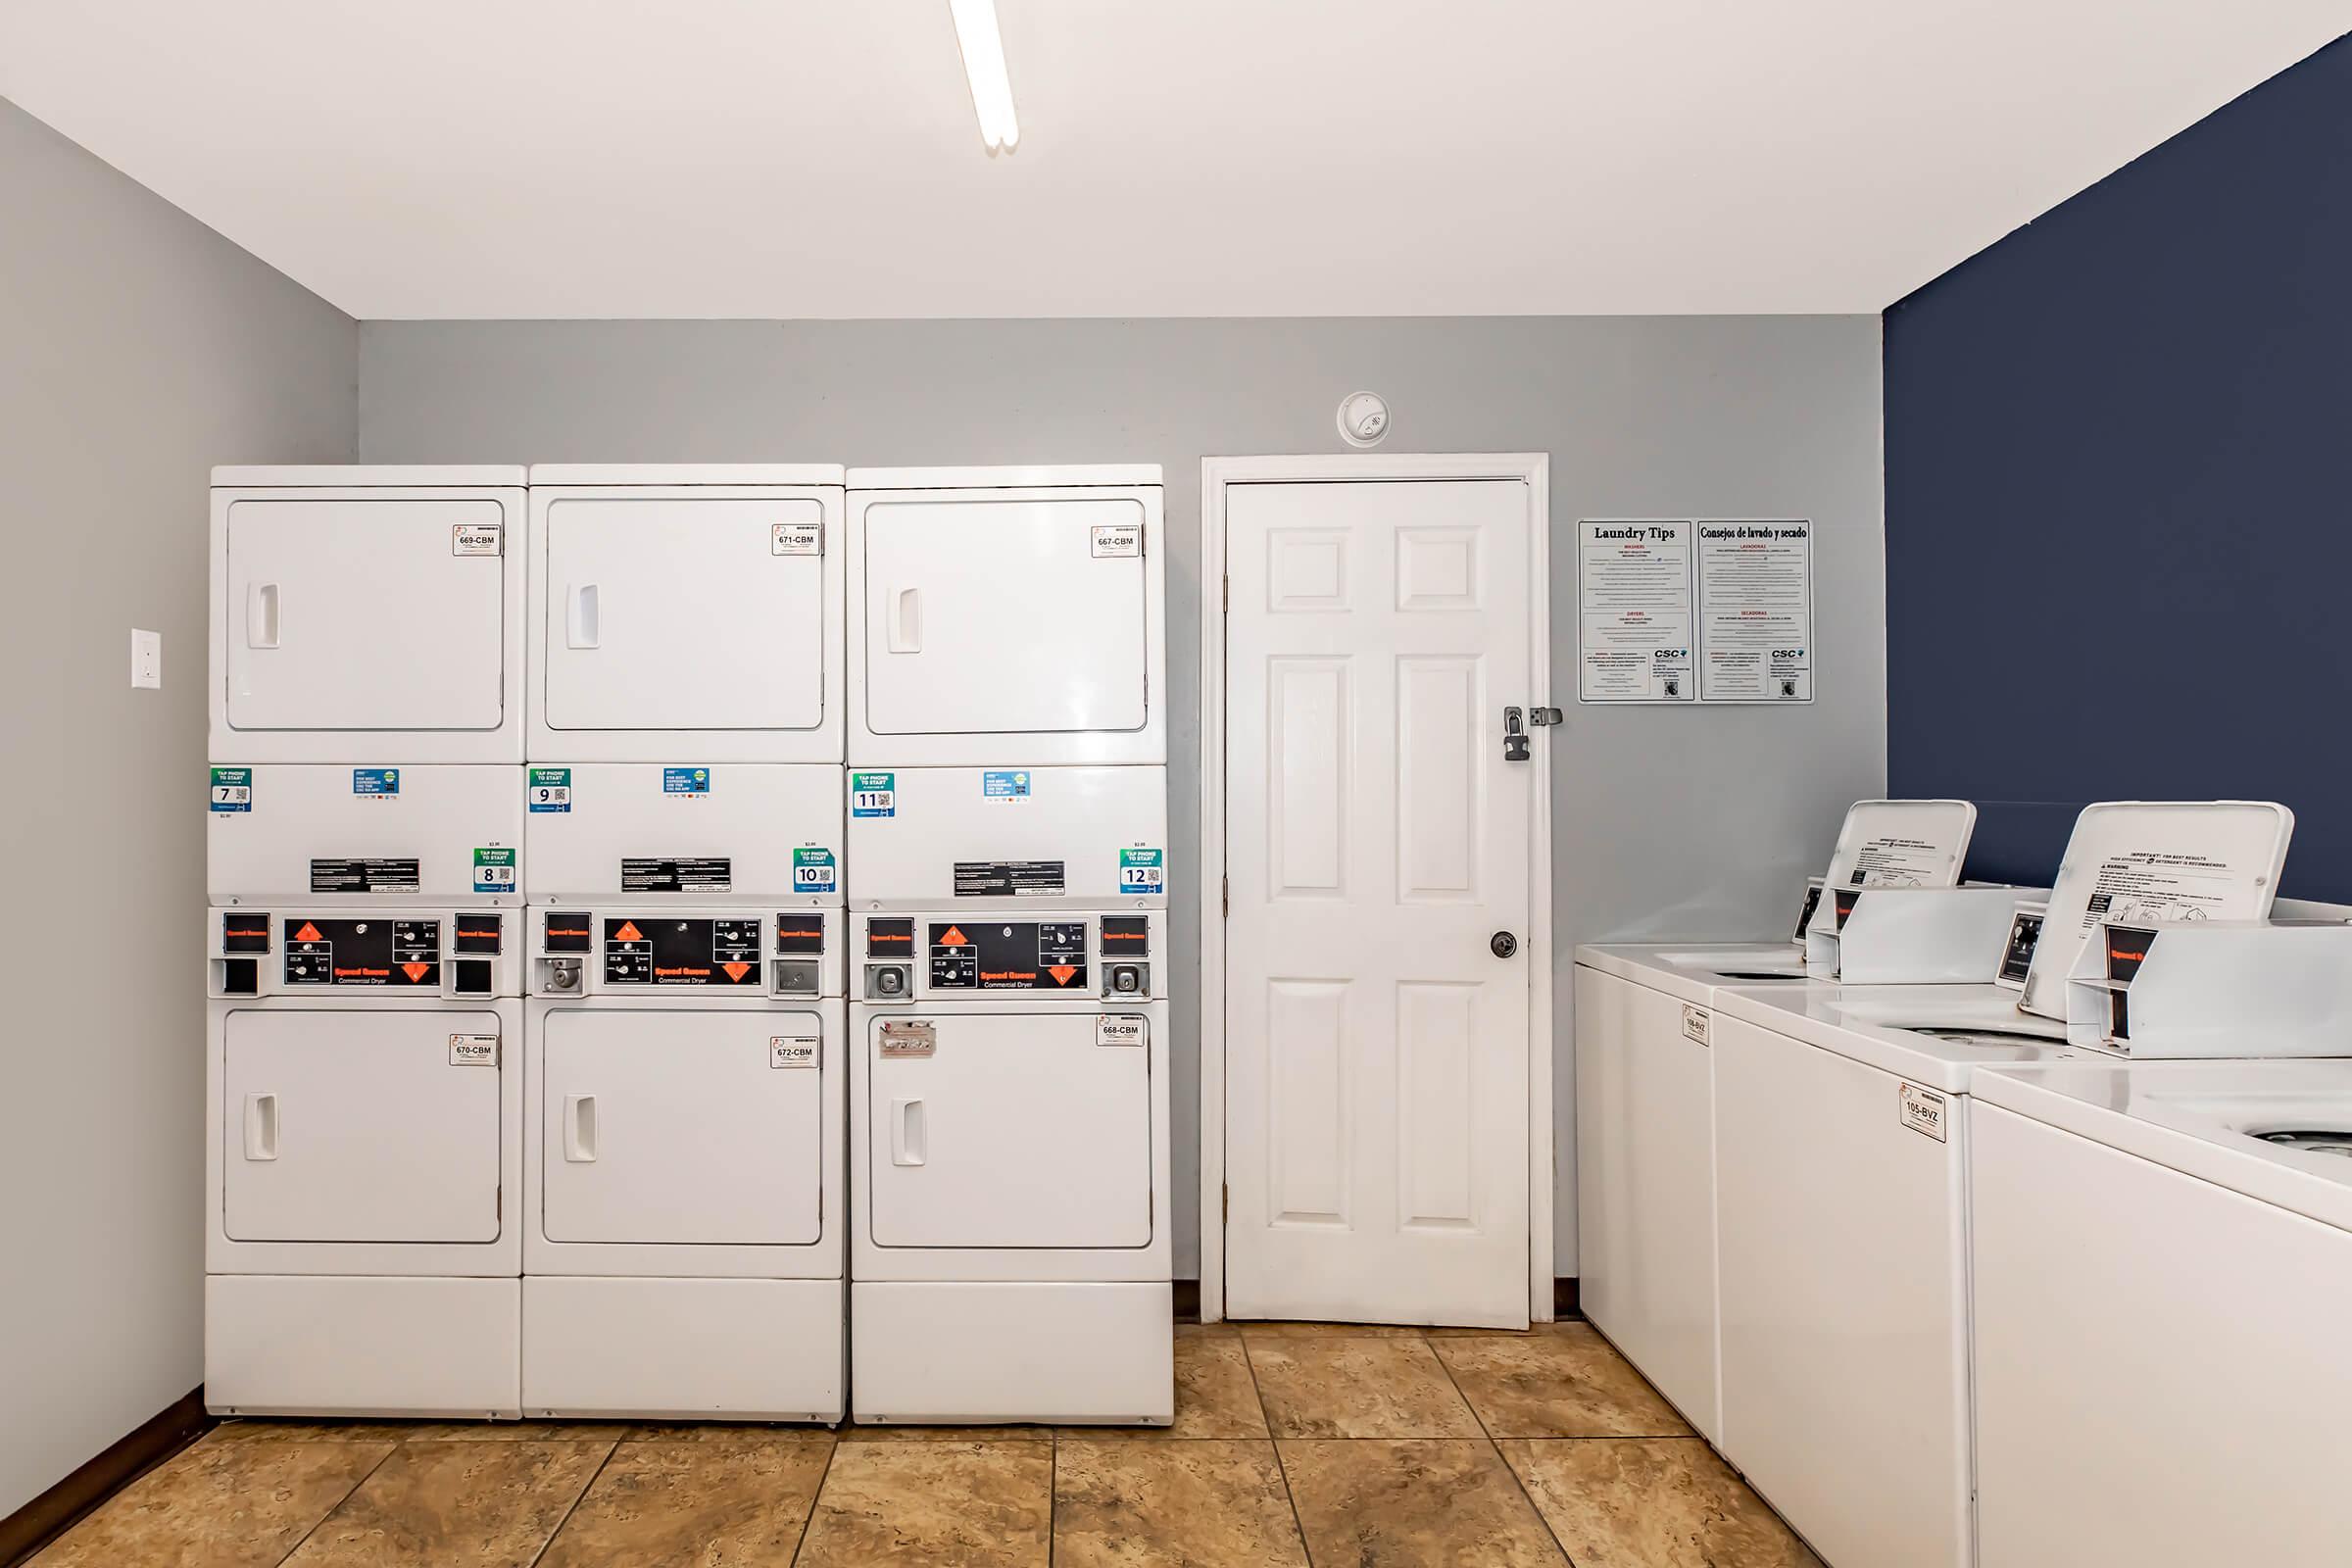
[
  {"left": 295, "top": 921, "right": 323, "bottom": 943},
  {"left": 721, "top": 961, "right": 752, "bottom": 983},
  {"left": 941, "top": 926, "right": 968, "bottom": 947},
  {"left": 1049, "top": 964, "right": 1077, "bottom": 985},
  {"left": 613, "top": 921, "right": 644, "bottom": 942},
  {"left": 402, "top": 961, "right": 431, "bottom": 983}
]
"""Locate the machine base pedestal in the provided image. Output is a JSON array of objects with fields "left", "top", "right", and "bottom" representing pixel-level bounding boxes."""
[
  {"left": 851, "top": 1280, "right": 1172, "bottom": 1425},
  {"left": 522, "top": 1275, "right": 845, "bottom": 1421},
  {"left": 206, "top": 1274, "right": 520, "bottom": 1418}
]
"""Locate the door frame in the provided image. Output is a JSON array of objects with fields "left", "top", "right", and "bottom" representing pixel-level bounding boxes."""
[{"left": 1198, "top": 453, "right": 1554, "bottom": 1324}]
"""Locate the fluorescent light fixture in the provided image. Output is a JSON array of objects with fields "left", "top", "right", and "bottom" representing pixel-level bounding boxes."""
[{"left": 948, "top": 0, "right": 1019, "bottom": 152}]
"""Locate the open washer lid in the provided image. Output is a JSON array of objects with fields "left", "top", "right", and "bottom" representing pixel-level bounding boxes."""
[
  {"left": 1817, "top": 799, "right": 1978, "bottom": 893},
  {"left": 2018, "top": 801, "right": 2295, "bottom": 1019}
]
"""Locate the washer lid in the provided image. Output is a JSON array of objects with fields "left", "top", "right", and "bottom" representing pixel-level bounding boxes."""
[
  {"left": 2018, "top": 801, "right": 2296, "bottom": 1019},
  {"left": 1817, "top": 799, "right": 1979, "bottom": 894}
]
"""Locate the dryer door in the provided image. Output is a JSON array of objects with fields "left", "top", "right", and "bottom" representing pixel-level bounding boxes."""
[
  {"left": 221, "top": 1009, "right": 504, "bottom": 1242},
  {"left": 539, "top": 1009, "right": 823, "bottom": 1245},
  {"left": 867, "top": 1011, "right": 1152, "bottom": 1248},
  {"left": 224, "top": 498, "right": 509, "bottom": 733},
  {"left": 861, "top": 496, "right": 1149, "bottom": 735},
  {"left": 540, "top": 496, "right": 829, "bottom": 733}
]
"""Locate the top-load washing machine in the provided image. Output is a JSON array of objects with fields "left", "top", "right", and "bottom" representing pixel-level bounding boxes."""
[
  {"left": 525, "top": 466, "right": 846, "bottom": 762},
  {"left": 1574, "top": 797, "right": 1980, "bottom": 1443},
  {"left": 1969, "top": 1054, "right": 2352, "bottom": 1566},
  {"left": 1705, "top": 799, "right": 2296, "bottom": 1568},
  {"left": 210, "top": 466, "right": 527, "bottom": 763},
  {"left": 844, "top": 466, "right": 1172, "bottom": 1426}
]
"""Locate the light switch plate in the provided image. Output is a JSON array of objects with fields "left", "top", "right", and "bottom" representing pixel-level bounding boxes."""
[{"left": 130, "top": 628, "right": 162, "bottom": 689}]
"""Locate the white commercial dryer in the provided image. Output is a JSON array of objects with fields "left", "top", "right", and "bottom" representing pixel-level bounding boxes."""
[
  {"left": 1572, "top": 797, "right": 1976, "bottom": 1443},
  {"left": 1970, "top": 1055, "right": 2352, "bottom": 1566},
  {"left": 845, "top": 465, "right": 1172, "bottom": 1426},
  {"left": 524, "top": 465, "right": 845, "bottom": 763},
  {"left": 846, "top": 466, "right": 1165, "bottom": 769},
  {"left": 1706, "top": 799, "right": 2295, "bottom": 1568},
  {"left": 210, "top": 466, "right": 527, "bottom": 763},
  {"left": 205, "top": 766, "right": 525, "bottom": 1417}
]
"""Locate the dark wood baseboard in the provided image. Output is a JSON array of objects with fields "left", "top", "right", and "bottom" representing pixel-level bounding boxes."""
[{"left": 0, "top": 1387, "right": 211, "bottom": 1567}]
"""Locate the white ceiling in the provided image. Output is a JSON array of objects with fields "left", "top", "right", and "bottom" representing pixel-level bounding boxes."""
[{"left": 4, "top": 2, "right": 2346, "bottom": 319}]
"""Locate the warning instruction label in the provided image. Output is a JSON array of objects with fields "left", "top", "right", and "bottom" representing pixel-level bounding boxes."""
[
  {"left": 622, "top": 857, "right": 733, "bottom": 894},
  {"left": 955, "top": 859, "right": 1066, "bottom": 898},
  {"left": 310, "top": 858, "right": 421, "bottom": 894}
]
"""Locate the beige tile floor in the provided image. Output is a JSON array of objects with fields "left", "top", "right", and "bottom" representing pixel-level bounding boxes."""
[{"left": 35, "top": 1321, "right": 1818, "bottom": 1566}]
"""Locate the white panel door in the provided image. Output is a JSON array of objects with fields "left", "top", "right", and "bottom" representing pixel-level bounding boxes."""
[
  {"left": 861, "top": 497, "right": 1149, "bottom": 734},
  {"left": 222, "top": 1009, "right": 503, "bottom": 1242},
  {"left": 867, "top": 1012, "right": 1152, "bottom": 1249},
  {"left": 225, "top": 499, "right": 508, "bottom": 732},
  {"left": 541, "top": 497, "right": 828, "bottom": 732},
  {"left": 1224, "top": 479, "right": 1535, "bottom": 1327}
]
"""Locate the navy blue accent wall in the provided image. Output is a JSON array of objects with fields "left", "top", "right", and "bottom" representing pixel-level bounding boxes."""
[{"left": 1885, "top": 34, "right": 2352, "bottom": 899}]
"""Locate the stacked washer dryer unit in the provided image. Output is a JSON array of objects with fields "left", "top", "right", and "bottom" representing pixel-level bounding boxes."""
[
  {"left": 845, "top": 466, "right": 1174, "bottom": 1425},
  {"left": 519, "top": 466, "right": 848, "bottom": 1421},
  {"left": 205, "top": 466, "right": 528, "bottom": 1416}
]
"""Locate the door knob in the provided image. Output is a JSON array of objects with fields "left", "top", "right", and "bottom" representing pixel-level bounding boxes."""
[{"left": 1491, "top": 931, "right": 1519, "bottom": 958}]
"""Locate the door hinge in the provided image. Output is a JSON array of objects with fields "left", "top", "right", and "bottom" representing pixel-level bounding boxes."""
[
  {"left": 1222, "top": 1183, "right": 1229, "bottom": 1222},
  {"left": 1222, "top": 575, "right": 1230, "bottom": 612},
  {"left": 1222, "top": 875, "right": 1229, "bottom": 916}
]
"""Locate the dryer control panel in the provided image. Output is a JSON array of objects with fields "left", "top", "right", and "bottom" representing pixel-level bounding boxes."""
[
  {"left": 531, "top": 906, "right": 844, "bottom": 999},
  {"left": 858, "top": 911, "right": 1160, "bottom": 1004},
  {"left": 208, "top": 906, "right": 521, "bottom": 999}
]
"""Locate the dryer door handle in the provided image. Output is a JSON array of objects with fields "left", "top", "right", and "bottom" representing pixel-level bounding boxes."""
[
  {"left": 891, "top": 1098, "right": 926, "bottom": 1166},
  {"left": 566, "top": 583, "right": 601, "bottom": 649},
  {"left": 564, "top": 1094, "right": 599, "bottom": 1162},
  {"left": 245, "top": 583, "right": 281, "bottom": 649},
  {"left": 887, "top": 588, "right": 922, "bottom": 653},
  {"left": 242, "top": 1093, "right": 278, "bottom": 1160}
]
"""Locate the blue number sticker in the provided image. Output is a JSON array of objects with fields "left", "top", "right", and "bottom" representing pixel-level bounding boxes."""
[
  {"left": 210, "top": 766, "right": 253, "bottom": 813},
  {"left": 472, "top": 847, "right": 516, "bottom": 893},
  {"left": 851, "top": 771, "right": 896, "bottom": 818},
  {"left": 527, "top": 766, "right": 572, "bottom": 812},
  {"left": 1119, "top": 848, "right": 1164, "bottom": 894},
  {"left": 792, "top": 847, "right": 838, "bottom": 892}
]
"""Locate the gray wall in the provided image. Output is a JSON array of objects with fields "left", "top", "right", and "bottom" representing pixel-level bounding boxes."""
[
  {"left": 360, "top": 317, "right": 1886, "bottom": 1281},
  {"left": 0, "top": 99, "right": 355, "bottom": 1516}
]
